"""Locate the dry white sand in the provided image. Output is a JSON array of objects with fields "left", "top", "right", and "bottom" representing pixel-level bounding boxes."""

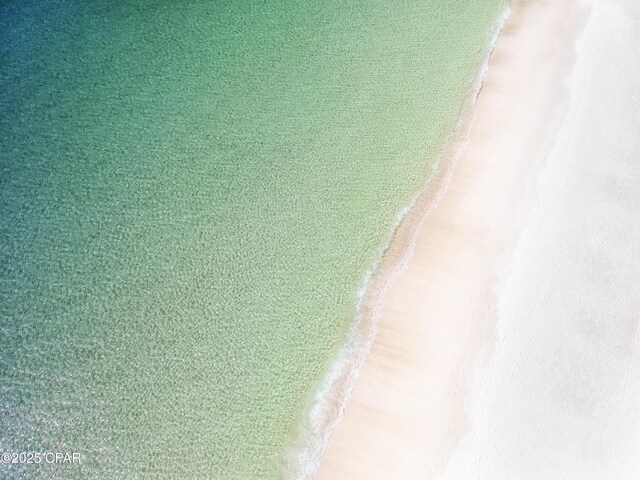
[
  {"left": 311, "top": 0, "right": 640, "bottom": 478},
  {"left": 438, "top": 0, "right": 640, "bottom": 478}
]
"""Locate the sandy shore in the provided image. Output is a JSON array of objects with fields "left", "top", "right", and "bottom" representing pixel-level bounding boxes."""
[
  {"left": 314, "top": 1, "right": 588, "bottom": 478},
  {"left": 438, "top": 0, "right": 640, "bottom": 477}
]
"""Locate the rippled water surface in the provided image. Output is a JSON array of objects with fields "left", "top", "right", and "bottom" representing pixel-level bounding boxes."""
[{"left": 1, "top": 1, "right": 503, "bottom": 477}]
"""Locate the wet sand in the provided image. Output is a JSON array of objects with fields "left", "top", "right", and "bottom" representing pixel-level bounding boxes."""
[{"left": 314, "top": 1, "right": 588, "bottom": 478}]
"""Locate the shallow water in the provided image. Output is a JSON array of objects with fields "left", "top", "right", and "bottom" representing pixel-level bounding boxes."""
[{"left": 1, "top": 1, "right": 503, "bottom": 477}]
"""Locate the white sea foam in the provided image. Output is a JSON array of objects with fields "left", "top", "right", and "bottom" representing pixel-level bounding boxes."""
[{"left": 281, "top": 5, "right": 512, "bottom": 479}]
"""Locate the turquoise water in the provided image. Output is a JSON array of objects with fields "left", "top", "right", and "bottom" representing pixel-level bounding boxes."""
[{"left": 1, "top": 1, "right": 503, "bottom": 478}]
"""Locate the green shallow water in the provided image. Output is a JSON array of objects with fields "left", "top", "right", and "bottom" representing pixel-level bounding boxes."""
[{"left": 1, "top": 1, "right": 503, "bottom": 478}]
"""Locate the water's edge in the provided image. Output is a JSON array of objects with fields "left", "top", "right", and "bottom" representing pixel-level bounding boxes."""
[{"left": 281, "top": 4, "right": 512, "bottom": 479}]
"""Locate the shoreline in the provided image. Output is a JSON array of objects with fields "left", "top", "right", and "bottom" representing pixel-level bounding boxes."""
[
  {"left": 312, "top": 0, "right": 588, "bottom": 478},
  {"left": 281, "top": 5, "right": 511, "bottom": 479},
  {"left": 439, "top": 0, "right": 640, "bottom": 476}
]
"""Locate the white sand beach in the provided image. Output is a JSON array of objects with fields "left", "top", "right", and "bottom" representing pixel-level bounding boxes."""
[{"left": 314, "top": 0, "right": 640, "bottom": 478}]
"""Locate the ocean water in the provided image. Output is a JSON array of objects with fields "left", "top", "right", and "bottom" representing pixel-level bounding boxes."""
[{"left": 1, "top": 1, "right": 503, "bottom": 478}]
